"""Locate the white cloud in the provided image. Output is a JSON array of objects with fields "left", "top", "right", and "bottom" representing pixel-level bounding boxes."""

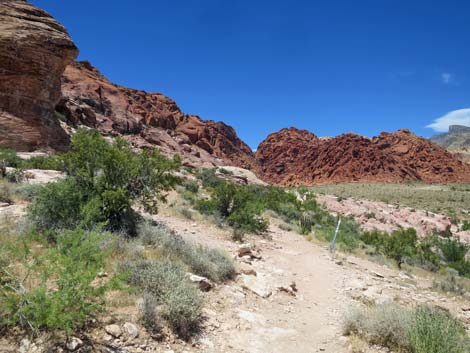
[
  {"left": 426, "top": 108, "right": 470, "bottom": 132},
  {"left": 441, "top": 72, "right": 454, "bottom": 84}
]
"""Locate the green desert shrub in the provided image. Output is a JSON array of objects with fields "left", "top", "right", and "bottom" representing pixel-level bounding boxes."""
[
  {"left": 0, "top": 228, "right": 115, "bottom": 335},
  {"left": 28, "top": 129, "right": 180, "bottom": 235},
  {"left": 362, "top": 228, "right": 418, "bottom": 267},
  {"left": 21, "top": 155, "right": 64, "bottom": 171},
  {"left": 183, "top": 180, "right": 199, "bottom": 194},
  {"left": 122, "top": 259, "right": 203, "bottom": 339},
  {"left": 0, "top": 148, "right": 22, "bottom": 168},
  {"left": 344, "top": 304, "right": 470, "bottom": 353},
  {"left": 408, "top": 305, "right": 469, "bottom": 353}
]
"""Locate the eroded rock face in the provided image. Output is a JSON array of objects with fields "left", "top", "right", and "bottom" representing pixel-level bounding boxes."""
[
  {"left": 59, "top": 61, "right": 256, "bottom": 168},
  {"left": 0, "top": 0, "right": 78, "bottom": 151},
  {"left": 257, "top": 127, "right": 470, "bottom": 185}
]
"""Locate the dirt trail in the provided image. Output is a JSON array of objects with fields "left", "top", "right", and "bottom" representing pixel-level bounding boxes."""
[
  {"left": 155, "top": 208, "right": 470, "bottom": 353},
  {"left": 156, "top": 211, "right": 358, "bottom": 353}
]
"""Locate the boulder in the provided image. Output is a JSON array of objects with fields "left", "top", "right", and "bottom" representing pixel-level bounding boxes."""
[
  {"left": 0, "top": 0, "right": 78, "bottom": 151},
  {"left": 105, "top": 324, "right": 122, "bottom": 338},
  {"left": 122, "top": 322, "right": 139, "bottom": 340}
]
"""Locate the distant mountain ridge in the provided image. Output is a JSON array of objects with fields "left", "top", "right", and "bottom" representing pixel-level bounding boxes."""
[{"left": 430, "top": 125, "right": 470, "bottom": 163}]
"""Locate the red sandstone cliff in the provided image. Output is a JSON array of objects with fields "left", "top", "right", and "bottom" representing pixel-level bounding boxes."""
[
  {"left": 58, "top": 61, "right": 256, "bottom": 168},
  {"left": 256, "top": 127, "right": 470, "bottom": 185},
  {"left": 0, "top": 0, "right": 78, "bottom": 151}
]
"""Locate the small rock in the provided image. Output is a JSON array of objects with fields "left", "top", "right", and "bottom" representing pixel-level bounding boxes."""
[
  {"left": 66, "top": 337, "right": 83, "bottom": 351},
  {"left": 122, "top": 322, "right": 139, "bottom": 339},
  {"left": 19, "top": 338, "right": 31, "bottom": 353},
  {"left": 188, "top": 273, "right": 214, "bottom": 291},
  {"left": 238, "top": 243, "right": 253, "bottom": 257},
  {"left": 238, "top": 262, "right": 257, "bottom": 276},
  {"left": 105, "top": 324, "right": 122, "bottom": 338},
  {"left": 241, "top": 273, "right": 272, "bottom": 298},
  {"left": 371, "top": 271, "right": 385, "bottom": 278}
]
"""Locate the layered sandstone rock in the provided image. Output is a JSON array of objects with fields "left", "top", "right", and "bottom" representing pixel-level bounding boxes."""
[
  {"left": 257, "top": 127, "right": 470, "bottom": 185},
  {"left": 0, "top": 0, "right": 78, "bottom": 151},
  {"left": 59, "top": 61, "right": 256, "bottom": 168}
]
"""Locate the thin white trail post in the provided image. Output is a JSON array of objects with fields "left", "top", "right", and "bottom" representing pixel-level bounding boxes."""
[{"left": 330, "top": 217, "right": 341, "bottom": 256}]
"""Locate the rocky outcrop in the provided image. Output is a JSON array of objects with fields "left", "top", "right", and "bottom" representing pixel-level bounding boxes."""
[
  {"left": 0, "top": 0, "right": 78, "bottom": 151},
  {"left": 257, "top": 127, "right": 470, "bottom": 185},
  {"left": 430, "top": 125, "right": 470, "bottom": 163},
  {"left": 59, "top": 61, "right": 256, "bottom": 168}
]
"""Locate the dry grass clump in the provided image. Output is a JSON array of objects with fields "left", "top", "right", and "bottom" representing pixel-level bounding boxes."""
[
  {"left": 137, "top": 221, "right": 235, "bottom": 283},
  {"left": 344, "top": 304, "right": 470, "bottom": 353},
  {"left": 122, "top": 259, "right": 203, "bottom": 339}
]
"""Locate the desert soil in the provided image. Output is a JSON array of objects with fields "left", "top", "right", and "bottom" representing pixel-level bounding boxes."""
[{"left": 151, "top": 206, "right": 470, "bottom": 353}]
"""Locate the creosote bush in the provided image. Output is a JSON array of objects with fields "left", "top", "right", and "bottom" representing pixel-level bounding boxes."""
[
  {"left": 192, "top": 169, "right": 362, "bottom": 248},
  {"left": 28, "top": 129, "right": 180, "bottom": 235},
  {"left": 362, "top": 229, "right": 470, "bottom": 276},
  {"left": 0, "top": 228, "right": 117, "bottom": 335}
]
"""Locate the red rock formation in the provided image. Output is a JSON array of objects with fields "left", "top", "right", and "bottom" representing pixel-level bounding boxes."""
[
  {"left": 59, "top": 61, "right": 255, "bottom": 168},
  {"left": 257, "top": 127, "right": 470, "bottom": 185},
  {"left": 0, "top": 0, "right": 78, "bottom": 151}
]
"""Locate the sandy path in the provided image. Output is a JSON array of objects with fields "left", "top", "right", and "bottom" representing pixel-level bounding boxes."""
[{"left": 155, "top": 210, "right": 356, "bottom": 353}]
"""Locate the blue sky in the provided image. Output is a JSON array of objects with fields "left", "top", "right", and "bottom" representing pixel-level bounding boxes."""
[{"left": 32, "top": 0, "right": 470, "bottom": 149}]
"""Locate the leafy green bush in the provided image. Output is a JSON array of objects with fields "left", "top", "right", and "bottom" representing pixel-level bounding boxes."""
[
  {"left": 462, "top": 221, "right": 470, "bottom": 231},
  {"left": 197, "top": 168, "right": 224, "bottom": 189},
  {"left": 4, "top": 168, "right": 25, "bottom": 183},
  {"left": 362, "top": 228, "right": 418, "bottom": 267},
  {"left": 0, "top": 228, "right": 115, "bottom": 335},
  {"left": 194, "top": 181, "right": 268, "bottom": 234},
  {"left": 183, "top": 180, "right": 199, "bottom": 194},
  {"left": 28, "top": 178, "right": 84, "bottom": 232},
  {"left": 408, "top": 305, "right": 469, "bottom": 353},
  {"left": 21, "top": 155, "right": 64, "bottom": 171},
  {"left": 439, "top": 238, "right": 468, "bottom": 263},
  {"left": 344, "top": 304, "right": 470, "bottom": 353},
  {"left": 0, "top": 148, "right": 22, "bottom": 168},
  {"left": 122, "top": 259, "right": 203, "bottom": 339},
  {"left": 28, "top": 129, "right": 180, "bottom": 235}
]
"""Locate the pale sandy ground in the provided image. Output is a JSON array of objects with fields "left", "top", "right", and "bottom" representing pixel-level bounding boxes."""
[{"left": 153, "top": 206, "right": 470, "bottom": 353}]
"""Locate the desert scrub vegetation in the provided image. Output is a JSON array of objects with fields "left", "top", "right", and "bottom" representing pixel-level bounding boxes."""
[
  {"left": 0, "top": 147, "right": 64, "bottom": 171},
  {"left": 28, "top": 129, "right": 180, "bottom": 235},
  {"left": 309, "top": 182, "right": 470, "bottom": 222},
  {"left": 137, "top": 222, "right": 235, "bottom": 283},
  {"left": 344, "top": 304, "right": 470, "bottom": 353},
  {"left": 122, "top": 259, "right": 203, "bottom": 339},
  {"left": 0, "top": 228, "right": 119, "bottom": 335},
  {"left": 189, "top": 169, "right": 362, "bottom": 248},
  {"left": 361, "top": 229, "right": 470, "bottom": 277},
  {"left": 433, "top": 269, "right": 470, "bottom": 296}
]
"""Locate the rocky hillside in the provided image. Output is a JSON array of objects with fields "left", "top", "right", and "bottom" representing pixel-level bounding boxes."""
[
  {"left": 58, "top": 62, "right": 256, "bottom": 169},
  {"left": 256, "top": 127, "right": 470, "bottom": 185},
  {"left": 0, "top": 0, "right": 78, "bottom": 151},
  {"left": 1, "top": 0, "right": 469, "bottom": 184},
  {"left": 430, "top": 125, "right": 470, "bottom": 163}
]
